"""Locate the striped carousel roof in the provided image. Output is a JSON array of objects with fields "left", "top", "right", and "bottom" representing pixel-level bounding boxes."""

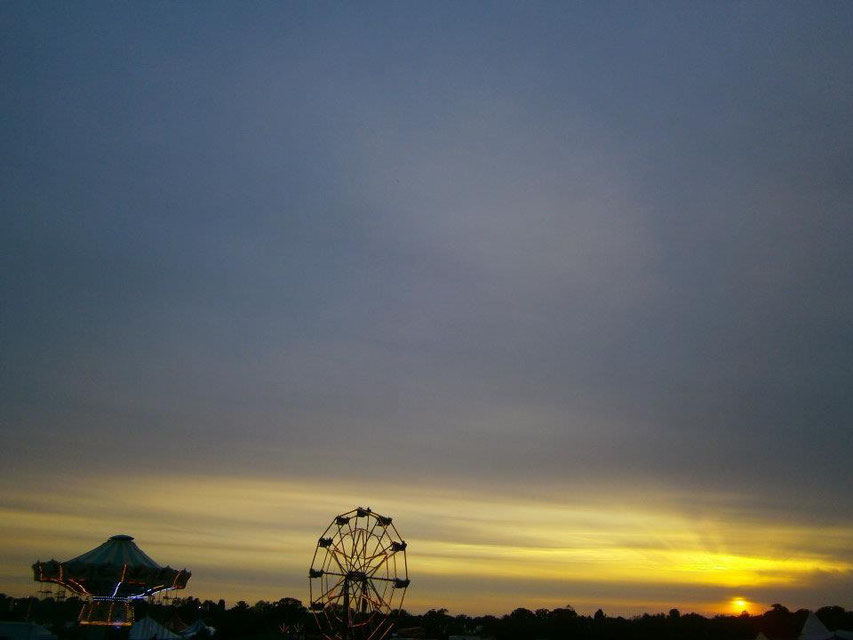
[{"left": 66, "top": 535, "right": 161, "bottom": 568}]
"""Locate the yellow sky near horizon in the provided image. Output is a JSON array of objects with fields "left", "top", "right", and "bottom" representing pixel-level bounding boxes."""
[{"left": 2, "top": 473, "right": 851, "bottom": 617}]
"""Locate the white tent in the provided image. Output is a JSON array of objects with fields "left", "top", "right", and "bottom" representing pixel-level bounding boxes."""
[
  {"left": 129, "top": 616, "right": 181, "bottom": 640},
  {"left": 800, "top": 612, "right": 853, "bottom": 640},
  {"left": 801, "top": 612, "right": 833, "bottom": 640},
  {"left": 0, "top": 622, "right": 56, "bottom": 640},
  {"left": 180, "top": 620, "right": 215, "bottom": 637}
]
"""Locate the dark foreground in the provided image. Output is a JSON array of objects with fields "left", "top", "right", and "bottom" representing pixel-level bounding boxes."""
[{"left": 3, "top": 594, "right": 852, "bottom": 640}]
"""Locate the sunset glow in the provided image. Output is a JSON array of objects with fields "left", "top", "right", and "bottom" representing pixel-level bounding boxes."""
[
  {"left": 3, "top": 1, "right": 853, "bottom": 620},
  {"left": 2, "top": 474, "right": 851, "bottom": 615}
]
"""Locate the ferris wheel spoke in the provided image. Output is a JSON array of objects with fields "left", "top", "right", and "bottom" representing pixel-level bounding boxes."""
[
  {"left": 318, "top": 570, "right": 348, "bottom": 579},
  {"left": 346, "top": 517, "right": 356, "bottom": 544},
  {"left": 353, "top": 583, "right": 373, "bottom": 612},
  {"left": 318, "top": 577, "right": 347, "bottom": 602},
  {"left": 365, "top": 554, "right": 391, "bottom": 579},
  {"left": 368, "top": 525, "right": 387, "bottom": 554},
  {"left": 365, "top": 543, "right": 398, "bottom": 577},
  {"left": 323, "top": 548, "right": 340, "bottom": 575},
  {"left": 374, "top": 524, "right": 393, "bottom": 557},
  {"left": 365, "top": 559, "right": 390, "bottom": 578},
  {"left": 351, "top": 530, "right": 363, "bottom": 571},
  {"left": 342, "top": 525, "right": 357, "bottom": 570},
  {"left": 371, "top": 534, "right": 395, "bottom": 557},
  {"left": 365, "top": 577, "right": 385, "bottom": 602},
  {"left": 369, "top": 620, "right": 395, "bottom": 640},
  {"left": 359, "top": 527, "right": 373, "bottom": 572},
  {"left": 345, "top": 539, "right": 357, "bottom": 573},
  {"left": 351, "top": 580, "right": 379, "bottom": 612},
  {"left": 364, "top": 531, "right": 390, "bottom": 557},
  {"left": 316, "top": 573, "right": 346, "bottom": 599},
  {"left": 328, "top": 546, "right": 350, "bottom": 574},
  {"left": 364, "top": 581, "right": 382, "bottom": 607},
  {"left": 362, "top": 519, "right": 381, "bottom": 568},
  {"left": 336, "top": 536, "right": 359, "bottom": 569},
  {"left": 364, "top": 545, "right": 392, "bottom": 563},
  {"left": 357, "top": 530, "right": 367, "bottom": 572},
  {"left": 364, "top": 537, "right": 386, "bottom": 568},
  {"left": 351, "top": 530, "right": 367, "bottom": 572},
  {"left": 333, "top": 523, "right": 347, "bottom": 554}
]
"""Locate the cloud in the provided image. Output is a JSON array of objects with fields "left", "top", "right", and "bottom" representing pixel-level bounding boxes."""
[
  {"left": 2, "top": 1, "right": 852, "bottom": 614},
  {"left": 3, "top": 473, "right": 851, "bottom": 614}
]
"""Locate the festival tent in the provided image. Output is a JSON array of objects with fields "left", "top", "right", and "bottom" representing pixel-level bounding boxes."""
[
  {"left": 181, "top": 619, "right": 216, "bottom": 637},
  {"left": 165, "top": 612, "right": 189, "bottom": 633},
  {"left": 0, "top": 622, "right": 56, "bottom": 640},
  {"left": 129, "top": 616, "right": 180, "bottom": 640},
  {"left": 799, "top": 612, "right": 853, "bottom": 640}
]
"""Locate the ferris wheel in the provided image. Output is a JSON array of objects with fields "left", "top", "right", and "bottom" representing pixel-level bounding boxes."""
[{"left": 309, "top": 507, "right": 410, "bottom": 640}]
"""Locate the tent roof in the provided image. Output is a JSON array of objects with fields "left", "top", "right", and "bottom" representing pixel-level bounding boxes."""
[
  {"left": 130, "top": 617, "right": 180, "bottom": 640},
  {"left": 0, "top": 622, "right": 56, "bottom": 640},
  {"left": 801, "top": 612, "right": 834, "bottom": 640},
  {"left": 166, "top": 612, "right": 189, "bottom": 632},
  {"left": 67, "top": 535, "right": 161, "bottom": 568},
  {"left": 181, "top": 620, "right": 215, "bottom": 637}
]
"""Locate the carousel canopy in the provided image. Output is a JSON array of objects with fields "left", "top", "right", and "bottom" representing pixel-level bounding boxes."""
[
  {"left": 67, "top": 535, "right": 160, "bottom": 568},
  {"left": 33, "top": 534, "right": 191, "bottom": 599}
]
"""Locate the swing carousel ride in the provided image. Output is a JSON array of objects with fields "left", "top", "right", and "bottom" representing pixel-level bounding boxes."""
[
  {"left": 309, "top": 507, "right": 410, "bottom": 640},
  {"left": 33, "top": 534, "right": 191, "bottom": 626}
]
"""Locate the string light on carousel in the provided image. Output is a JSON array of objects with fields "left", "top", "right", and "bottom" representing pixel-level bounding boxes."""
[{"left": 32, "top": 534, "right": 191, "bottom": 626}]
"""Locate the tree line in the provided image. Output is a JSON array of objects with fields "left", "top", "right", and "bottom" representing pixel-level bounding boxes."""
[{"left": 3, "top": 594, "right": 852, "bottom": 640}]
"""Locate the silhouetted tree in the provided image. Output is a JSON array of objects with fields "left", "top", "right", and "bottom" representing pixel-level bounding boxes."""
[
  {"left": 8, "top": 593, "right": 852, "bottom": 640},
  {"left": 817, "top": 606, "right": 850, "bottom": 631}
]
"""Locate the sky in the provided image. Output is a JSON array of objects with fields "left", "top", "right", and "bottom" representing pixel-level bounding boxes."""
[{"left": 2, "top": 1, "right": 853, "bottom": 618}]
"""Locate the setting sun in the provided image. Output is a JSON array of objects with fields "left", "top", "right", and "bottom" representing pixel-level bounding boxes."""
[{"left": 732, "top": 597, "right": 750, "bottom": 614}]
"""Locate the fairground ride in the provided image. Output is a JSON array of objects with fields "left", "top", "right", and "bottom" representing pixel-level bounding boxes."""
[
  {"left": 309, "top": 507, "right": 410, "bottom": 640},
  {"left": 33, "top": 534, "right": 191, "bottom": 626}
]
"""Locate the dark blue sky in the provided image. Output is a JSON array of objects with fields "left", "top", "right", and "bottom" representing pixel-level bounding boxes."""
[{"left": 2, "top": 2, "right": 852, "bottom": 613}]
